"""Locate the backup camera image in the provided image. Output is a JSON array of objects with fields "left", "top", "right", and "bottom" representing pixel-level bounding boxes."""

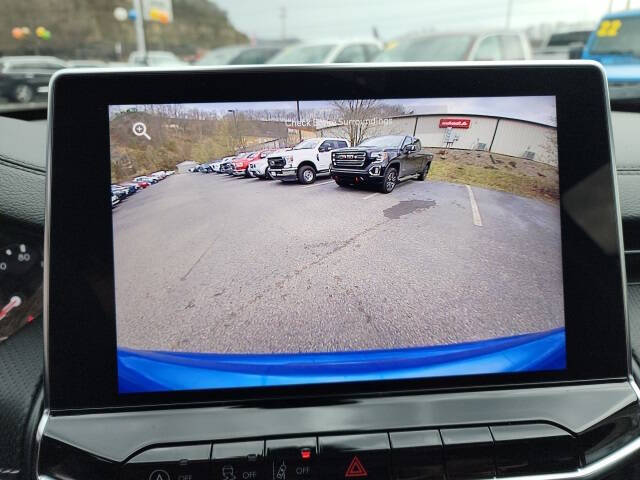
[{"left": 109, "top": 96, "right": 566, "bottom": 394}]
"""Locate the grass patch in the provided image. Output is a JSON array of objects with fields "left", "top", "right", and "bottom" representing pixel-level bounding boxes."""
[{"left": 429, "top": 159, "right": 559, "bottom": 204}]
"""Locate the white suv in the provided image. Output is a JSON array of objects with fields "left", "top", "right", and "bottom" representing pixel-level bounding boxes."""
[{"left": 267, "top": 138, "right": 350, "bottom": 184}]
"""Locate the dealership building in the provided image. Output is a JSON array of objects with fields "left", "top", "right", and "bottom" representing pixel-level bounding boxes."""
[{"left": 318, "top": 113, "right": 558, "bottom": 167}]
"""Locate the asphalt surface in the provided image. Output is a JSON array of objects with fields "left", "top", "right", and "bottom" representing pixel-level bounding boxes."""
[{"left": 113, "top": 172, "right": 564, "bottom": 353}]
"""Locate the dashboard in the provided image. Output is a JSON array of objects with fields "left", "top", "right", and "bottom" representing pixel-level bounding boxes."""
[
  {"left": 2, "top": 63, "right": 640, "bottom": 480},
  {"left": 38, "top": 383, "right": 640, "bottom": 480},
  {"left": 0, "top": 219, "right": 43, "bottom": 342}
]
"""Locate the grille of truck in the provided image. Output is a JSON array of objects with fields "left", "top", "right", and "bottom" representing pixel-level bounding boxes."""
[
  {"left": 269, "top": 157, "right": 286, "bottom": 168},
  {"left": 333, "top": 151, "right": 366, "bottom": 167}
]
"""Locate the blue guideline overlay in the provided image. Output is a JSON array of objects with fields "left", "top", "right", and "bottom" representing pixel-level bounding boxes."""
[{"left": 117, "top": 328, "right": 566, "bottom": 394}]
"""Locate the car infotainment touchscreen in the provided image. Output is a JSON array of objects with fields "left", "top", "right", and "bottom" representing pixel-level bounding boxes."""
[{"left": 109, "top": 95, "right": 566, "bottom": 394}]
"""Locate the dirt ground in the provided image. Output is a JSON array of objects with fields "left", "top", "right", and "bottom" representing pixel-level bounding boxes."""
[{"left": 424, "top": 147, "right": 559, "bottom": 204}]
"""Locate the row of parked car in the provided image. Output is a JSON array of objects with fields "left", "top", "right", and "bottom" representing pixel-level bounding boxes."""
[
  {"left": 0, "top": 33, "right": 530, "bottom": 104},
  {"left": 192, "top": 134, "right": 434, "bottom": 194},
  {"left": 111, "top": 170, "right": 175, "bottom": 207}
]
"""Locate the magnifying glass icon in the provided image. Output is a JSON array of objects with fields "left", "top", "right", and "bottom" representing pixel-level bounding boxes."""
[{"left": 132, "top": 122, "right": 151, "bottom": 140}]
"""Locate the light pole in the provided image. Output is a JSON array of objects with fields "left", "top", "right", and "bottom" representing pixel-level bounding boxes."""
[
  {"left": 280, "top": 6, "right": 286, "bottom": 41},
  {"left": 132, "top": 0, "right": 147, "bottom": 62},
  {"left": 113, "top": 7, "right": 128, "bottom": 60},
  {"left": 505, "top": 0, "right": 514, "bottom": 29},
  {"left": 228, "top": 109, "right": 239, "bottom": 151}
]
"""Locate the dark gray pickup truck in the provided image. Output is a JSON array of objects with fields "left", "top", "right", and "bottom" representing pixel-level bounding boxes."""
[{"left": 330, "top": 134, "right": 433, "bottom": 193}]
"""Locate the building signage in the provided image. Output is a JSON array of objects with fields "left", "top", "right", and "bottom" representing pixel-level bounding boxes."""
[{"left": 439, "top": 118, "right": 471, "bottom": 128}]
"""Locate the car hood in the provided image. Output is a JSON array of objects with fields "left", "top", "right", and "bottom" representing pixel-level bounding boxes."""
[
  {"left": 586, "top": 53, "right": 640, "bottom": 66},
  {"left": 267, "top": 149, "right": 293, "bottom": 158},
  {"left": 286, "top": 148, "right": 318, "bottom": 157},
  {"left": 334, "top": 146, "right": 400, "bottom": 154},
  {"left": 603, "top": 64, "right": 640, "bottom": 84}
]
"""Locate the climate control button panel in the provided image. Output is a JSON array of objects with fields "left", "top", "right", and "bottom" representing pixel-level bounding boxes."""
[{"left": 120, "top": 423, "right": 580, "bottom": 480}]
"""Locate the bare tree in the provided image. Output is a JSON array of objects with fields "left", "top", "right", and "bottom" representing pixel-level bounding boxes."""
[
  {"left": 329, "top": 100, "right": 407, "bottom": 146},
  {"left": 330, "top": 100, "right": 378, "bottom": 146}
]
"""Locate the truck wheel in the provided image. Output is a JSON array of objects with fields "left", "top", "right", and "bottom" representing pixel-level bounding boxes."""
[
  {"left": 298, "top": 165, "right": 316, "bottom": 184},
  {"left": 380, "top": 167, "right": 398, "bottom": 193},
  {"left": 416, "top": 162, "right": 431, "bottom": 181}
]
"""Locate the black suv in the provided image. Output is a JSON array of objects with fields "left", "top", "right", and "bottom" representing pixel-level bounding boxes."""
[
  {"left": 0, "top": 56, "right": 67, "bottom": 103},
  {"left": 330, "top": 135, "right": 433, "bottom": 193}
]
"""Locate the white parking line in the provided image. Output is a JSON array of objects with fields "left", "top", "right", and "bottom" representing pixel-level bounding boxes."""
[
  {"left": 362, "top": 192, "right": 379, "bottom": 200},
  {"left": 465, "top": 184, "right": 483, "bottom": 227},
  {"left": 301, "top": 180, "right": 334, "bottom": 189}
]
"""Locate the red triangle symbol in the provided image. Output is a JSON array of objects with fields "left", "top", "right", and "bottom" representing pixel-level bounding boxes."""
[{"left": 345, "top": 456, "right": 368, "bottom": 478}]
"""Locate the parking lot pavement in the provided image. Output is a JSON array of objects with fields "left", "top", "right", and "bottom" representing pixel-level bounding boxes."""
[{"left": 113, "top": 172, "right": 564, "bottom": 353}]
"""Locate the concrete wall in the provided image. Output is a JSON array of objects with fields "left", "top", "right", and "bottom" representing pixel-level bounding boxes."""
[
  {"left": 379, "top": 117, "right": 417, "bottom": 136},
  {"left": 491, "top": 119, "right": 557, "bottom": 165},
  {"left": 415, "top": 116, "right": 499, "bottom": 151}
]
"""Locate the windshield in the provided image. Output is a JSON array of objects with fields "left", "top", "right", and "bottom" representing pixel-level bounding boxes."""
[
  {"left": 293, "top": 139, "right": 320, "bottom": 149},
  {"left": 547, "top": 30, "right": 592, "bottom": 47},
  {"left": 375, "top": 35, "right": 474, "bottom": 62},
  {"left": 268, "top": 44, "right": 334, "bottom": 64},
  {"left": 589, "top": 16, "right": 640, "bottom": 56},
  {"left": 2, "top": 1, "right": 640, "bottom": 109},
  {"left": 359, "top": 135, "right": 405, "bottom": 148}
]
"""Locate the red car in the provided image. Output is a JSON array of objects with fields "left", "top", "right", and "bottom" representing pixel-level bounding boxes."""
[
  {"left": 233, "top": 149, "right": 276, "bottom": 177},
  {"left": 133, "top": 180, "right": 150, "bottom": 188},
  {"left": 231, "top": 151, "right": 258, "bottom": 177},
  {"left": 233, "top": 149, "right": 274, "bottom": 178}
]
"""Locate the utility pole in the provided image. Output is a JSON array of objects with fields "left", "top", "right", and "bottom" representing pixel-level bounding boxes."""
[
  {"left": 626, "top": 0, "right": 631, "bottom": 9},
  {"left": 608, "top": 0, "right": 615, "bottom": 12},
  {"left": 505, "top": 0, "right": 514, "bottom": 29},
  {"left": 280, "top": 6, "right": 286, "bottom": 41},
  {"left": 132, "top": 0, "right": 147, "bottom": 61},
  {"left": 296, "top": 100, "right": 302, "bottom": 142}
]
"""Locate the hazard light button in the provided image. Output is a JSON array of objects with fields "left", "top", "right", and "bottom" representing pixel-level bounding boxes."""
[{"left": 318, "top": 433, "right": 390, "bottom": 480}]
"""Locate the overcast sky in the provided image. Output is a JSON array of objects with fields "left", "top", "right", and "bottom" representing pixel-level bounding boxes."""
[
  {"left": 115, "top": 96, "right": 556, "bottom": 125},
  {"left": 212, "top": 0, "right": 635, "bottom": 42}
]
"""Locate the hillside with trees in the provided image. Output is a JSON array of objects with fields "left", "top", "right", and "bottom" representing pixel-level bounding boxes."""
[
  {"left": 110, "top": 107, "right": 232, "bottom": 181},
  {"left": 2, "top": 0, "right": 248, "bottom": 59},
  {"left": 108, "top": 100, "right": 410, "bottom": 182}
]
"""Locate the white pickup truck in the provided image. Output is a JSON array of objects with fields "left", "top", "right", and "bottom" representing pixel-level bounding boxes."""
[{"left": 267, "top": 137, "right": 350, "bottom": 184}]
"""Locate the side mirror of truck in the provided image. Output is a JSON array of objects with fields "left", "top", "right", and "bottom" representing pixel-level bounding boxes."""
[
  {"left": 319, "top": 145, "right": 332, "bottom": 152},
  {"left": 404, "top": 144, "right": 417, "bottom": 153}
]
